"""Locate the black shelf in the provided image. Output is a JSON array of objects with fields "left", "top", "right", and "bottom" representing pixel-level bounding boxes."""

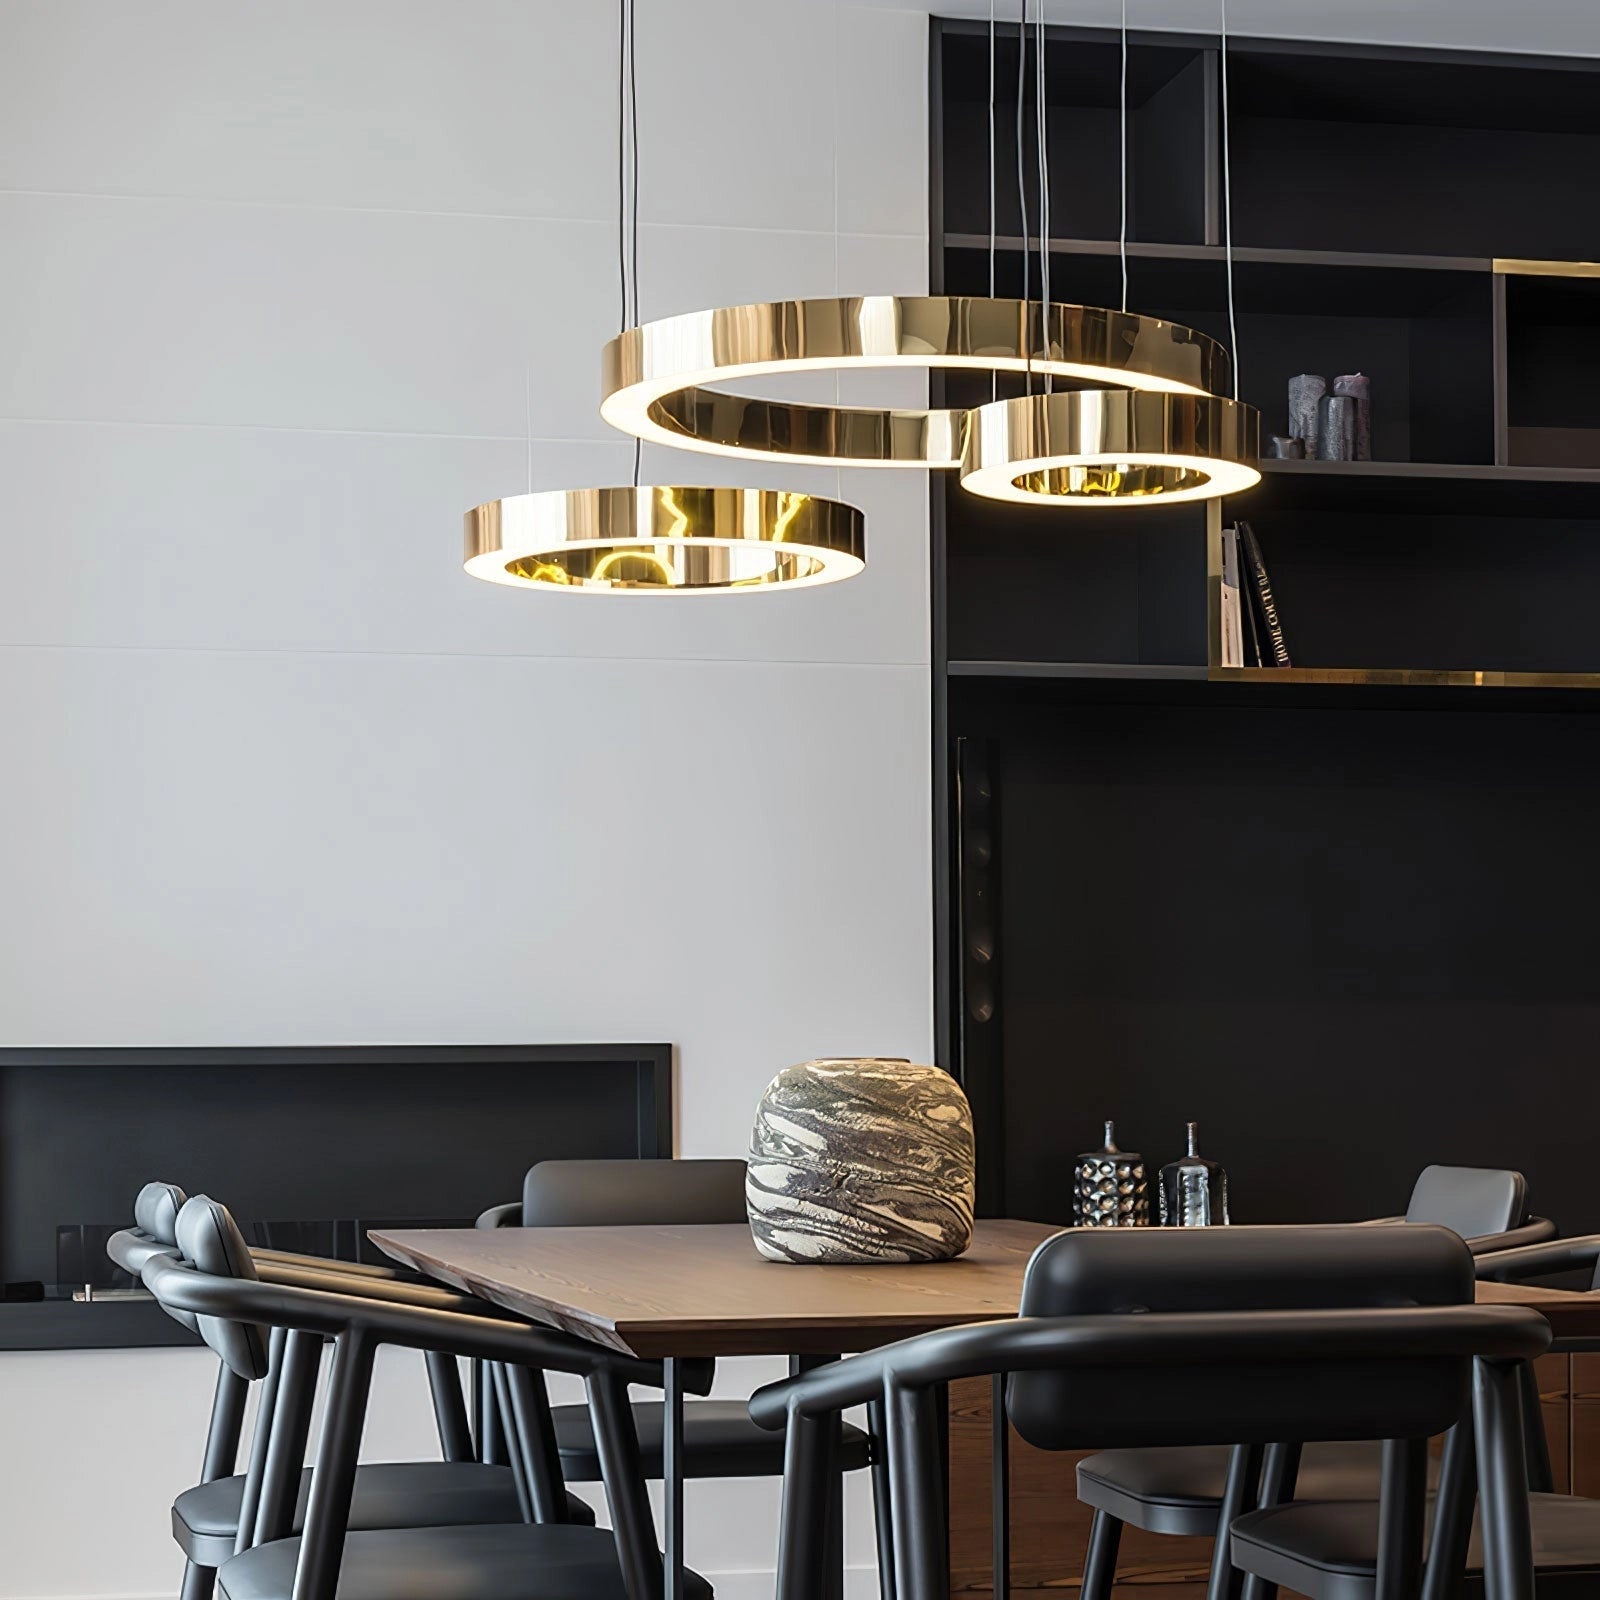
[
  {"left": 948, "top": 661, "right": 1206, "bottom": 681},
  {"left": 943, "top": 234, "right": 1491, "bottom": 276},
  {"left": 930, "top": 19, "right": 1600, "bottom": 1254},
  {"left": 1248, "top": 458, "right": 1600, "bottom": 517}
]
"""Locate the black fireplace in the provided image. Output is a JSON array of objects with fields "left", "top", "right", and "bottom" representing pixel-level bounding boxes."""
[{"left": 0, "top": 1043, "right": 671, "bottom": 1349}]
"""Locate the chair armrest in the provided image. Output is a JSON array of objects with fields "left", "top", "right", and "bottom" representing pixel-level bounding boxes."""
[
  {"left": 252, "top": 1248, "right": 415, "bottom": 1279},
  {"left": 1467, "top": 1217, "right": 1558, "bottom": 1257},
  {"left": 748, "top": 1305, "right": 1551, "bottom": 1427},
  {"left": 252, "top": 1258, "right": 526, "bottom": 1317},
  {"left": 107, "top": 1227, "right": 177, "bottom": 1276},
  {"left": 476, "top": 1202, "right": 521, "bottom": 1229},
  {"left": 141, "top": 1252, "right": 714, "bottom": 1391},
  {"left": 1476, "top": 1235, "right": 1600, "bottom": 1283}
]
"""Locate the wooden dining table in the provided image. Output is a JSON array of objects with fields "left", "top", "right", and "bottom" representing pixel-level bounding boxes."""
[{"left": 371, "top": 1218, "right": 1600, "bottom": 1600}]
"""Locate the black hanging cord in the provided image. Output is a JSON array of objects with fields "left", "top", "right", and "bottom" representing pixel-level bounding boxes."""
[
  {"left": 1034, "top": 0, "right": 1050, "bottom": 392},
  {"left": 616, "top": 0, "right": 642, "bottom": 485},
  {"left": 617, "top": 0, "right": 629, "bottom": 336},
  {"left": 988, "top": 0, "right": 997, "bottom": 401},
  {"left": 1015, "top": 0, "right": 1031, "bottom": 396}
]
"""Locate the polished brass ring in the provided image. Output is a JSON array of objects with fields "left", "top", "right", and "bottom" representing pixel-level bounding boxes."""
[
  {"left": 463, "top": 486, "right": 866, "bottom": 592},
  {"left": 961, "top": 390, "right": 1261, "bottom": 506},
  {"left": 600, "top": 296, "right": 1232, "bottom": 469}
]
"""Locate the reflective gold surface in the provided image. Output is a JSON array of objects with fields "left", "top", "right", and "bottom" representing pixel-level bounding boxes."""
[
  {"left": 463, "top": 486, "right": 866, "bottom": 592},
  {"left": 1493, "top": 258, "right": 1600, "bottom": 278},
  {"left": 1212, "top": 666, "right": 1600, "bottom": 689},
  {"left": 961, "top": 389, "right": 1261, "bottom": 506},
  {"left": 600, "top": 296, "right": 1233, "bottom": 468}
]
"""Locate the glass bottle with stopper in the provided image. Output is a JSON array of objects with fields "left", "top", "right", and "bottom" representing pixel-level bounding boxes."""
[
  {"left": 1159, "top": 1122, "right": 1230, "bottom": 1227},
  {"left": 1073, "top": 1120, "right": 1150, "bottom": 1227}
]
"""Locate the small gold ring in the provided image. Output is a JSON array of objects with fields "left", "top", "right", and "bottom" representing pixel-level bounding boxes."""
[{"left": 961, "top": 390, "right": 1262, "bottom": 506}]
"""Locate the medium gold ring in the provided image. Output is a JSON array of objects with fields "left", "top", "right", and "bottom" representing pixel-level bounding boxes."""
[{"left": 463, "top": 486, "right": 866, "bottom": 593}]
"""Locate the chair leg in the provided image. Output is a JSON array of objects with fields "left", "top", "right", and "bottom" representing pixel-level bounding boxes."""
[
  {"left": 1421, "top": 1421, "right": 1477, "bottom": 1600},
  {"left": 1207, "top": 1444, "right": 1264, "bottom": 1600},
  {"left": 777, "top": 1409, "right": 830, "bottom": 1600},
  {"left": 886, "top": 1381, "right": 949, "bottom": 1600},
  {"left": 1082, "top": 1510, "right": 1123, "bottom": 1600},
  {"left": 1516, "top": 1360, "right": 1553, "bottom": 1495},
  {"left": 1472, "top": 1358, "right": 1536, "bottom": 1600},
  {"left": 990, "top": 1375, "right": 1008, "bottom": 1600},
  {"left": 1375, "top": 1438, "right": 1429, "bottom": 1600},
  {"left": 868, "top": 1397, "right": 896, "bottom": 1600},
  {"left": 1240, "top": 1442, "right": 1301, "bottom": 1600},
  {"left": 178, "top": 1561, "right": 216, "bottom": 1600}
]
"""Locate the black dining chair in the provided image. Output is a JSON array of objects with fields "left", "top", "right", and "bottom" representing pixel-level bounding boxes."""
[
  {"left": 1228, "top": 1232, "right": 1600, "bottom": 1599},
  {"left": 136, "top": 1194, "right": 716, "bottom": 1600},
  {"left": 1235, "top": 1222, "right": 1600, "bottom": 1600},
  {"left": 111, "top": 1183, "right": 595, "bottom": 1600},
  {"left": 1071, "top": 1166, "right": 1555, "bottom": 1600},
  {"left": 747, "top": 1224, "right": 1551, "bottom": 1600},
  {"left": 480, "top": 1158, "right": 882, "bottom": 1544}
]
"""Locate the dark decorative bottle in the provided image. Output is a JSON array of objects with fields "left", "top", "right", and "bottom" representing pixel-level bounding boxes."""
[
  {"left": 1073, "top": 1121, "right": 1149, "bottom": 1227},
  {"left": 1159, "top": 1122, "right": 1230, "bottom": 1227}
]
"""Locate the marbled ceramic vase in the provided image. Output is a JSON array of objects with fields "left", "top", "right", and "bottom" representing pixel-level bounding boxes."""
[{"left": 746, "top": 1058, "right": 976, "bottom": 1263}]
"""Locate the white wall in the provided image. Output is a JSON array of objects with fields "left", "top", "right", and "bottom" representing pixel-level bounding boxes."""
[{"left": 0, "top": 3, "right": 931, "bottom": 1596}]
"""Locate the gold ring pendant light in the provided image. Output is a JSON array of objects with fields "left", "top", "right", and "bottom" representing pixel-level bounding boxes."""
[
  {"left": 599, "top": 3, "right": 1258, "bottom": 508},
  {"left": 462, "top": 0, "right": 862, "bottom": 594},
  {"left": 955, "top": 0, "right": 1259, "bottom": 506},
  {"left": 600, "top": 295, "right": 1232, "bottom": 469},
  {"left": 464, "top": 486, "right": 864, "bottom": 592}
]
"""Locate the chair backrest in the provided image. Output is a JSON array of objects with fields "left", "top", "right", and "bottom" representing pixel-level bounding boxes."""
[
  {"left": 1405, "top": 1164, "right": 1526, "bottom": 1240},
  {"left": 170, "top": 1196, "right": 272, "bottom": 1381},
  {"left": 1007, "top": 1224, "right": 1474, "bottom": 1452},
  {"left": 521, "top": 1158, "right": 748, "bottom": 1227},
  {"left": 134, "top": 1180, "right": 188, "bottom": 1245}
]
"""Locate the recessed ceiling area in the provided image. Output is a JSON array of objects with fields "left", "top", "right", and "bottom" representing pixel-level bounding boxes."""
[{"left": 828, "top": 0, "right": 1600, "bottom": 60}]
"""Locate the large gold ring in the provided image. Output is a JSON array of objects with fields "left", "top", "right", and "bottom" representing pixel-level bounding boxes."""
[
  {"left": 961, "top": 390, "right": 1261, "bottom": 506},
  {"left": 463, "top": 486, "right": 866, "bottom": 592},
  {"left": 600, "top": 296, "right": 1232, "bottom": 469}
]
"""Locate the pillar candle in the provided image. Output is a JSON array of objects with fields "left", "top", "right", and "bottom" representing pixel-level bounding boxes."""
[
  {"left": 1315, "top": 393, "right": 1358, "bottom": 461},
  {"left": 1332, "top": 372, "right": 1372, "bottom": 460},
  {"left": 1287, "top": 374, "right": 1326, "bottom": 456}
]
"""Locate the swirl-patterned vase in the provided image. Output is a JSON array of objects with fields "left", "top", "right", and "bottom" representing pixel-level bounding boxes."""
[{"left": 746, "top": 1058, "right": 976, "bottom": 1264}]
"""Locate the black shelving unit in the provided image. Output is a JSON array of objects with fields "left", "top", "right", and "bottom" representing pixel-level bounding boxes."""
[{"left": 930, "top": 21, "right": 1600, "bottom": 1234}]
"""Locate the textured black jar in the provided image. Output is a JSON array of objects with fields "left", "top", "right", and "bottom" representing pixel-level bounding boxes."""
[{"left": 1072, "top": 1121, "right": 1150, "bottom": 1227}]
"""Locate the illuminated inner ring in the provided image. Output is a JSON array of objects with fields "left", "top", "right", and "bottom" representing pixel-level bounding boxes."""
[
  {"left": 600, "top": 296, "right": 1233, "bottom": 469},
  {"left": 463, "top": 486, "right": 866, "bottom": 593},
  {"left": 961, "top": 390, "right": 1262, "bottom": 507}
]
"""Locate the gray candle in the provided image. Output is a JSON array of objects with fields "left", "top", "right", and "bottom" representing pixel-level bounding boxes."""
[
  {"left": 1332, "top": 373, "right": 1371, "bottom": 460},
  {"left": 1287, "top": 374, "right": 1326, "bottom": 456},
  {"left": 1265, "top": 435, "right": 1306, "bottom": 459},
  {"left": 1315, "top": 393, "right": 1358, "bottom": 461}
]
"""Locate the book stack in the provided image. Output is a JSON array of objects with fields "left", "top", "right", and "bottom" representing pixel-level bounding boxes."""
[{"left": 1220, "top": 521, "right": 1291, "bottom": 668}]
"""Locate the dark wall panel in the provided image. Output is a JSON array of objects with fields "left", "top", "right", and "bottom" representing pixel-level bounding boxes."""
[{"left": 987, "top": 699, "right": 1600, "bottom": 1231}]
